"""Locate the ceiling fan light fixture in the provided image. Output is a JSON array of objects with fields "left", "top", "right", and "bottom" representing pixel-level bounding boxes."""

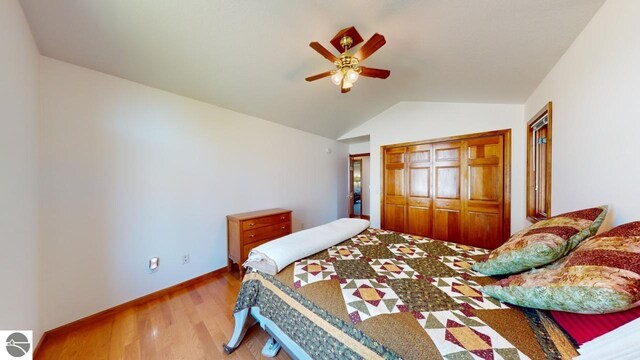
[
  {"left": 330, "top": 70, "right": 344, "bottom": 85},
  {"left": 346, "top": 68, "right": 359, "bottom": 83},
  {"left": 306, "top": 26, "right": 389, "bottom": 93}
]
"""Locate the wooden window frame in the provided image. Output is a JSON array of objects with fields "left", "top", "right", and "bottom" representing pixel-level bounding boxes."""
[{"left": 526, "top": 102, "right": 552, "bottom": 223}]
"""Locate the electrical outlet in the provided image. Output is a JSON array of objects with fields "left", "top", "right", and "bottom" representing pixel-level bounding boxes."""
[
  {"left": 182, "top": 254, "right": 190, "bottom": 264},
  {"left": 149, "top": 257, "right": 159, "bottom": 273}
]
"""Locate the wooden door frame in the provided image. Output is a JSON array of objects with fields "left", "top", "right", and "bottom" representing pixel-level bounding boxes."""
[
  {"left": 349, "top": 153, "right": 370, "bottom": 219},
  {"left": 381, "top": 129, "right": 511, "bottom": 241}
]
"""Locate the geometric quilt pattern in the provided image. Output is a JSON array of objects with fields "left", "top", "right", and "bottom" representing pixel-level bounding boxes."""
[
  {"left": 368, "top": 259, "right": 420, "bottom": 279},
  {"left": 442, "top": 241, "right": 490, "bottom": 257},
  {"left": 333, "top": 259, "right": 379, "bottom": 279},
  {"left": 387, "top": 243, "right": 428, "bottom": 259},
  {"left": 350, "top": 234, "right": 382, "bottom": 246},
  {"left": 358, "top": 244, "right": 396, "bottom": 260},
  {"left": 415, "top": 241, "right": 461, "bottom": 256},
  {"left": 339, "top": 278, "right": 406, "bottom": 324},
  {"left": 416, "top": 310, "right": 530, "bottom": 360},
  {"left": 287, "top": 228, "right": 541, "bottom": 357},
  {"left": 433, "top": 277, "right": 509, "bottom": 310},
  {"left": 365, "top": 228, "right": 394, "bottom": 237},
  {"left": 328, "top": 245, "right": 364, "bottom": 260},
  {"left": 377, "top": 233, "right": 411, "bottom": 245},
  {"left": 404, "top": 257, "right": 460, "bottom": 278},
  {"left": 439, "top": 256, "right": 488, "bottom": 277},
  {"left": 293, "top": 259, "right": 337, "bottom": 289},
  {"left": 387, "top": 278, "right": 459, "bottom": 313},
  {"left": 399, "top": 233, "right": 431, "bottom": 244}
]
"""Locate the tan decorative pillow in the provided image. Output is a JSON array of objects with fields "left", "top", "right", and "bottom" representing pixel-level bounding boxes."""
[
  {"left": 481, "top": 221, "right": 640, "bottom": 313},
  {"left": 472, "top": 206, "right": 607, "bottom": 275}
]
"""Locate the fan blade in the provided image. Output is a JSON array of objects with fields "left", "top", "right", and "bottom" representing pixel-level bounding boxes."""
[
  {"left": 359, "top": 67, "right": 391, "bottom": 79},
  {"left": 305, "top": 71, "right": 333, "bottom": 82},
  {"left": 354, "top": 33, "right": 386, "bottom": 62},
  {"left": 341, "top": 86, "right": 351, "bottom": 94},
  {"left": 309, "top": 42, "right": 338, "bottom": 63}
]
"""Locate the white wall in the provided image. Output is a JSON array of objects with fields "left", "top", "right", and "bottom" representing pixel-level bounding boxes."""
[
  {"left": 39, "top": 57, "right": 348, "bottom": 330},
  {"left": 349, "top": 141, "right": 370, "bottom": 155},
  {"left": 0, "top": 0, "right": 41, "bottom": 343},
  {"left": 340, "top": 102, "right": 525, "bottom": 231},
  {"left": 525, "top": 0, "right": 640, "bottom": 230}
]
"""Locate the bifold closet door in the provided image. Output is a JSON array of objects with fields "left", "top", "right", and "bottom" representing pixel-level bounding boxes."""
[
  {"left": 382, "top": 130, "right": 509, "bottom": 248},
  {"left": 433, "top": 141, "right": 463, "bottom": 242},
  {"left": 383, "top": 147, "right": 407, "bottom": 232},
  {"left": 464, "top": 136, "right": 504, "bottom": 249},
  {"left": 407, "top": 144, "right": 433, "bottom": 236}
]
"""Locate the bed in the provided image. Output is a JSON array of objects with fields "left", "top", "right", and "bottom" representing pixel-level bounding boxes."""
[{"left": 224, "top": 228, "right": 577, "bottom": 359}]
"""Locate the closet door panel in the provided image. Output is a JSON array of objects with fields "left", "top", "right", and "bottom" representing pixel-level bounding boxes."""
[
  {"left": 434, "top": 209, "right": 461, "bottom": 242},
  {"left": 433, "top": 141, "right": 462, "bottom": 242},
  {"left": 435, "top": 167, "right": 460, "bottom": 199},
  {"left": 466, "top": 211, "right": 500, "bottom": 247},
  {"left": 407, "top": 144, "right": 432, "bottom": 237},
  {"left": 385, "top": 204, "right": 406, "bottom": 232},
  {"left": 468, "top": 165, "right": 499, "bottom": 201},
  {"left": 385, "top": 165, "right": 406, "bottom": 204},
  {"left": 384, "top": 147, "right": 407, "bottom": 231},
  {"left": 409, "top": 168, "right": 430, "bottom": 198},
  {"left": 464, "top": 136, "right": 504, "bottom": 249},
  {"left": 408, "top": 207, "right": 432, "bottom": 236}
]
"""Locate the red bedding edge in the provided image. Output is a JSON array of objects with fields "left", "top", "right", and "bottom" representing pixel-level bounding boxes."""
[{"left": 550, "top": 307, "right": 640, "bottom": 345}]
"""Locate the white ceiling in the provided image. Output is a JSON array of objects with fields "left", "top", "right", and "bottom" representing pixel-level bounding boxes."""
[{"left": 20, "top": 0, "right": 604, "bottom": 139}]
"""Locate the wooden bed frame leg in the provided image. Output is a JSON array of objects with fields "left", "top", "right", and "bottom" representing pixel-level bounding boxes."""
[
  {"left": 261, "top": 337, "right": 282, "bottom": 357},
  {"left": 223, "top": 308, "right": 256, "bottom": 354}
]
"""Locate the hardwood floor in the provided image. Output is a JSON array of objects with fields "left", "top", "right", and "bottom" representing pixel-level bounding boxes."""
[{"left": 37, "top": 270, "right": 292, "bottom": 360}]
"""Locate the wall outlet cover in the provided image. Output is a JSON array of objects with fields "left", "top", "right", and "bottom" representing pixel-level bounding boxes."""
[{"left": 149, "top": 257, "right": 159, "bottom": 272}]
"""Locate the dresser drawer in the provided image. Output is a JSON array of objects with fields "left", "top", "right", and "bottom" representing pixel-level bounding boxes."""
[
  {"left": 228, "top": 208, "right": 292, "bottom": 277},
  {"left": 241, "top": 212, "right": 291, "bottom": 231},
  {"left": 243, "top": 222, "right": 290, "bottom": 245},
  {"left": 242, "top": 238, "right": 273, "bottom": 260}
]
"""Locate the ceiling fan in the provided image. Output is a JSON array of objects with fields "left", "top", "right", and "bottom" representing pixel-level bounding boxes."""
[{"left": 305, "top": 26, "right": 390, "bottom": 93}]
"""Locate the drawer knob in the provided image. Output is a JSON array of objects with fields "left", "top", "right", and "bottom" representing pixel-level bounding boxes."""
[
  {"left": 249, "top": 234, "right": 255, "bottom": 238},
  {"left": 249, "top": 223, "right": 255, "bottom": 227},
  {"left": 280, "top": 216, "right": 285, "bottom": 220},
  {"left": 280, "top": 226, "right": 286, "bottom": 230}
]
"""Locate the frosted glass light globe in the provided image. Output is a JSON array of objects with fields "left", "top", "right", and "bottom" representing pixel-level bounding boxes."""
[
  {"left": 346, "top": 68, "right": 359, "bottom": 83},
  {"left": 330, "top": 71, "right": 344, "bottom": 85}
]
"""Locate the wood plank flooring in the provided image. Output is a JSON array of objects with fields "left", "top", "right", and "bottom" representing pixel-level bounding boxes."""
[{"left": 37, "top": 270, "right": 292, "bottom": 360}]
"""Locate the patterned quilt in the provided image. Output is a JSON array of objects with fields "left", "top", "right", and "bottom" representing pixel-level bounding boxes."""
[{"left": 234, "top": 228, "right": 576, "bottom": 359}]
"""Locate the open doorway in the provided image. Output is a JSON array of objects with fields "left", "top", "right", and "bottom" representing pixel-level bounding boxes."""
[{"left": 349, "top": 153, "right": 370, "bottom": 220}]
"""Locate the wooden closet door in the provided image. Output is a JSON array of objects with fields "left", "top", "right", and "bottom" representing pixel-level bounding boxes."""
[
  {"left": 464, "top": 136, "right": 504, "bottom": 249},
  {"left": 407, "top": 144, "right": 433, "bottom": 236},
  {"left": 384, "top": 147, "right": 407, "bottom": 232},
  {"left": 433, "top": 141, "right": 463, "bottom": 242}
]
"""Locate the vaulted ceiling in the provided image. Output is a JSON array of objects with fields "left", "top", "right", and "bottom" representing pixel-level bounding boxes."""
[{"left": 20, "top": 0, "right": 604, "bottom": 139}]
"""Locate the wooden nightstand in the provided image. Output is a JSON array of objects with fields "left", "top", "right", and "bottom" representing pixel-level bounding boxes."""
[{"left": 227, "top": 208, "right": 292, "bottom": 277}]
